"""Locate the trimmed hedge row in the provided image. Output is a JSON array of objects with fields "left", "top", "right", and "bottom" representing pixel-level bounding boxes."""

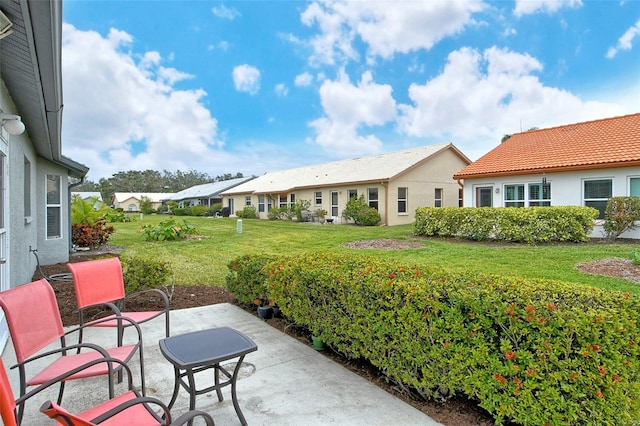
[
  {"left": 226, "top": 253, "right": 640, "bottom": 425},
  {"left": 414, "top": 206, "right": 599, "bottom": 243}
]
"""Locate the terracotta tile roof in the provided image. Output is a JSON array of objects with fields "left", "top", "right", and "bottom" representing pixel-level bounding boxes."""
[{"left": 454, "top": 113, "right": 640, "bottom": 179}]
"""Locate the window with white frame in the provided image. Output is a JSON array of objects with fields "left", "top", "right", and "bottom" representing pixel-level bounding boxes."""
[
  {"left": 267, "top": 196, "right": 272, "bottom": 211},
  {"left": 314, "top": 191, "right": 322, "bottom": 205},
  {"left": 46, "top": 174, "right": 62, "bottom": 239},
  {"left": 458, "top": 188, "right": 463, "bottom": 207},
  {"left": 504, "top": 184, "right": 525, "bottom": 207},
  {"left": 258, "top": 195, "right": 265, "bottom": 212},
  {"left": 368, "top": 188, "right": 378, "bottom": 210},
  {"left": 584, "top": 179, "right": 612, "bottom": 219},
  {"left": 398, "top": 187, "right": 407, "bottom": 213},
  {"left": 289, "top": 193, "right": 296, "bottom": 206},
  {"left": 348, "top": 189, "right": 357, "bottom": 200},
  {"left": 434, "top": 188, "right": 442, "bottom": 207},
  {"left": 528, "top": 183, "right": 551, "bottom": 206},
  {"left": 24, "top": 158, "right": 31, "bottom": 218},
  {"left": 630, "top": 177, "right": 640, "bottom": 197},
  {"left": 245, "top": 196, "right": 252, "bottom": 206},
  {"left": 279, "top": 194, "right": 287, "bottom": 208}
]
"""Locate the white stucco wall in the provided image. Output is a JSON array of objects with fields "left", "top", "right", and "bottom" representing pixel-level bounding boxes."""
[{"left": 461, "top": 166, "right": 640, "bottom": 238}]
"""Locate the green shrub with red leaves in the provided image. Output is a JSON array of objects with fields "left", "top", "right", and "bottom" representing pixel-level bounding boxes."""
[{"left": 229, "top": 253, "right": 640, "bottom": 425}]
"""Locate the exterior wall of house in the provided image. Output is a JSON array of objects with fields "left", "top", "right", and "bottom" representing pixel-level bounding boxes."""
[
  {"left": 35, "top": 159, "right": 72, "bottom": 267},
  {"left": 225, "top": 149, "right": 468, "bottom": 226},
  {"left": 3, "top": 93, "right": 41, "bottom": 286},
  {"left": 461, "top": 166, "right": 640, "bottom": 238},
  {"left": 387, "top": 149, "right": 467, "bottom": 225}
]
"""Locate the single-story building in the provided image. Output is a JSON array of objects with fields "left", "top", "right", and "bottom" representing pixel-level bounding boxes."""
[
  {"left": 0, "top": 1, "right": 89, "bottom": 349},
  {"left": 164, "top": 177, "right": 254, "bottom": 208},
  {"left": 453, "top": 113, "right": 640, "bottom": 238},
  {"left": 112, "top": 193, "right": 173, "bottom": 212},
  {"left": 221, "top": 143, "right": 471, "bottom": 226}
]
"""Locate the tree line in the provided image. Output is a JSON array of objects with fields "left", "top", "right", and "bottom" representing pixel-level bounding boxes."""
[{"left": 72, "top": 169, "right": 246, "bottom": 204}]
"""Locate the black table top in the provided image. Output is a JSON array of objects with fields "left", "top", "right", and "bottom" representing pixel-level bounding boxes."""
[{"left": 159, "top": 326, "right": 258, "bottom": 368}]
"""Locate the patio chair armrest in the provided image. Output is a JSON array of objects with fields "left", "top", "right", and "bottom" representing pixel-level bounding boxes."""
[
  {"left": 20, "top": 357, "right": 132, "bottom": 406},
  {"left": 125, "top": 288, "right": 170, "bottom": 308},
  {"left": 172, "top": 410, "right": 216, "bottom": 426},
  {"left": 64, "top": 315, "right": 144, "bottom": 341},
  {"left": 89, "top": 396, "right": 171, "bottom": 424},
  {"left": 12, "top": 342, "right": 111, "bottom": 370}
]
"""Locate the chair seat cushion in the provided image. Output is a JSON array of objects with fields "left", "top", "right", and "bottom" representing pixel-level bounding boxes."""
[
  {"left": 27, "top": 345, "right": 137, "bottom": 386},
  {"left": 79, "top": 391, "right": 161, "bottom": 426}
]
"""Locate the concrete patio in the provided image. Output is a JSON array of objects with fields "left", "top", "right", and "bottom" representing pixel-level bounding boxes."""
[{"left": 2, "top": 303, "right": 441, "bottom": 425}]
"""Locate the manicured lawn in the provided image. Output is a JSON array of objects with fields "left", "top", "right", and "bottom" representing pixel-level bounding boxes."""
[{"left": 110, "top": 215, "right": 640, "bottom": 294}]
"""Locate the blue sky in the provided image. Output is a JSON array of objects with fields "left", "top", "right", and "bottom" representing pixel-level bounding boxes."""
[{"left": 61, "top": 0, "right": 640, "bottom": 181}]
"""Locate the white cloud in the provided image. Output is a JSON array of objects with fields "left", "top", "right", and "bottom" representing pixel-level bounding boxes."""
[
  {"left": 232, "top": 64, "right": 261, "bottom": 95},
  {"left": 211, "top": 4, "right": 240, "bottom": 20},
  {"left": 275, "top": 83, "right": 288, "bottom": 96},
  {"left": 294, "top": 72, "right": 313, "bottom": 87},
  {"left": 300, "top": 0, "right": 484, "bottom": 65},
  {"left": 308, "top": 70, "right": 396, "bottom": 156},
  {"left": 61, "top": 24, "right": 225, "bottom": 180},
  {"left": 513, "top": 0, "right": 582, "bottom": 17},
  {"left": 397, "top": 46, "right": 628, "bottom": 160},
  {"left": 606, "top": 19, "right": 640, "bottom": 58}
]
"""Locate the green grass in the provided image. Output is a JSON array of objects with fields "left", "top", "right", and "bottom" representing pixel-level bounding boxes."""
[{"left": 110, "top": 215, "right": 640, "bottom": 295}]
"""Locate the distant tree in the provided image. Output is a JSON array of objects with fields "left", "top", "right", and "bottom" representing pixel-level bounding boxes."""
[
  {"left": 70, "top": 179, "right": 99, "bottom": 192},
  {"left": 215, "top": 172, "right": 244, "bottom": 181},
  {"left": 501, "top": 134, "right": 512, "bottom": 143}
]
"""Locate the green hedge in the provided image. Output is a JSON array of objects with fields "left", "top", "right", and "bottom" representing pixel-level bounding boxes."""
[
  {"left": 227, "top": 253, "right": 640, "bottom": 425},
  {"left": 414, "top": 206, "right": 598, "bottom": 243}
]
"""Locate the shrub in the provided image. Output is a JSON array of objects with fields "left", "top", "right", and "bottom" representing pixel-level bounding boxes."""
[
  {"left": 291, "top": 199, "right": 311, "bottom": 222},
  {"left": 225, "top": 254, "right": 273, "bottom": 305},
  {"left": 603, "top": 196, "right": 640, "bottom": 240},
  {"left": 414, "top": 206, "right": 598, "bottom": 243},
  {"left": 104, "top": 209, "right": 134, "bottom": 223},
  {"left": 343, "top": 195, "right": 381, "bottom": 226},
  {"left": 121, "top": 255, "right": 172, "bottom": 294},
  {"left": 230, "top": 253, "right": 640, "bottom": 425},
  {"left": 236, "top": 205, "right": 258, "bottom": 219},
  {"left": 139, "top": 196, "right": 154, "bottom": 215},
  {"left": 140, "top": 218, "right": 197, "bottom": 241},
  {"left": 72, "top": 219, "right": 115, "bottom": 247},
  {"left": 190, "top": 205, "right": 206, "bottom": 217}
]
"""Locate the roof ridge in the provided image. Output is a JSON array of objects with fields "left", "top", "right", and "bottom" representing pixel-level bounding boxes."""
[{"left": 511, "top": 112, "right": 640, "bottom": 136}]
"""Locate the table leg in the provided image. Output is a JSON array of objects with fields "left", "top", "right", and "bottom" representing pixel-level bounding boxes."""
[
  {"left": 214, "top": 363, "right": 224, "bottom": 401},
  {"left": 167, "top": 366, "right": 181, "bottom": 410},
  {"left": 231, "top": 355, "right": 248, "bottom": 426}
]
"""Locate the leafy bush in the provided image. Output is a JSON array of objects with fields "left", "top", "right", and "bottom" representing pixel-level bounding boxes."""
[
  {"left": 139, "top": 196, "right": 154, "bottom": 215},
  {"left": 343, "top": 195, "right": 381, "bottom": 226},
  {"left": 291, "top": 199, "right": 311, "bottom": 222},
  {"left": 121, "top": 255, "right": 172, "bottom": 294},
  {"left": 190, "top": 205, "right": 206, "bottom": 216},
  {"left": 603, "top": 196, "right": 640, "bottom": 240},
  {"left": 72, "top": 219, "right": 115, "bottom": 247},
  {"left": 225, "top": 254, "right": 273, "bottom": 305},
  {"left": 630, "top": 251, "right": 640, "bottom": 266},
  {"left": 230, "top": 253, "right": 640, "bottom": 426},
  {"left": 71, "top": 196, "right": 115, "bottom": 247},
  {"left": 140, "top": 218, "right": 197, "bottom": 241},
  {"left": 236, "top": 205, "right": 258, "bottom": 219},
  {"left": 104, "top": 209, "right": 135, "bottom": 222},
  {"left": 414, "top": 206, "right": 598, "bottom": 243}
]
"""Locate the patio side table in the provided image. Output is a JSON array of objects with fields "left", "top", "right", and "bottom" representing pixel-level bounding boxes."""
[{"left": 159, "top": 326, "right": 258, "bottom": 425}]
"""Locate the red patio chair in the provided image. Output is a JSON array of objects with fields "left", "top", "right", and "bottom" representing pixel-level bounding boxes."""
[
  {"left": 67, "top": 257, "right": 170, "bottom": 344},
  {"left": 0, "top": 356, "right": 215, "bottom": 426},
  {"left": 0, "top": 279, "right": 144, "bottom": 425}
]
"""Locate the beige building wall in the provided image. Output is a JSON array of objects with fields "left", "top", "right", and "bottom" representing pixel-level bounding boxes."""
[{"left": 223, "top": 146, "right": 468, "bottom": 226}]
